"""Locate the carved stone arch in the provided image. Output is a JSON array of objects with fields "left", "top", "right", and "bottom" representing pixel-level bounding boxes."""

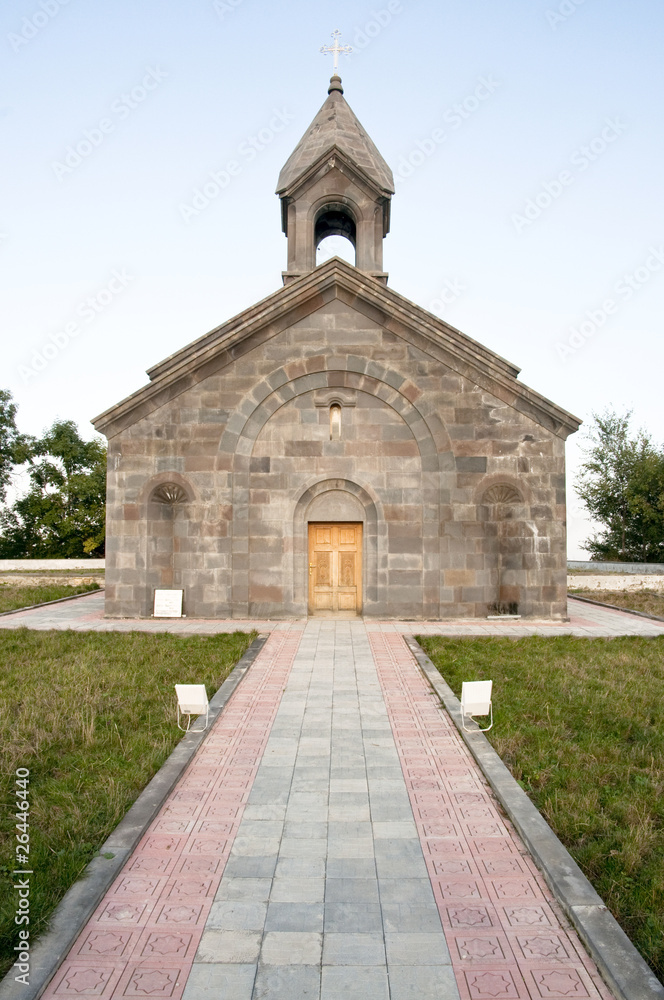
[
  {"left": 222, "top": 358, "right": 448, "bottom": 616},
  {"left": 483, "top": 484, "right": 523, "bottom": 507},
  {"left": 309, "top": 192, "right": 361, "bottom": 228},
  {"left": 218, "top": 355, "right": 454, "bottom": 465},
  {"left": 139, "top": 471, "right": 196, "bottom": 506},
  {"left": 311, "top": 196, "right": 359, "bottom": 258},
  {"left": 151, "top": 483, "right": 189, "bottom": 505},
  {"left": 474, "top": 474, "right": 529, "bottom": 516},
  {"left": 291, "top": 478, "right": 382, "bottom": 615}
]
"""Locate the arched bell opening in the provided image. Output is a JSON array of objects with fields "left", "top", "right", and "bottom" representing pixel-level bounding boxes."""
[{"left": 315, "top": 205, "right": 357, "bottom": 266}]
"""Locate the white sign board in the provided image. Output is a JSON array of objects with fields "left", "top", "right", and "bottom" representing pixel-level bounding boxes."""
[{"left": 153, "top": 589, "right": 184, "bottom": 618}]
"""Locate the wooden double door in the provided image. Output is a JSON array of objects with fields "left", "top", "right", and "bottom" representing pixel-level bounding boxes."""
[{"left": 308, "top": 522, "right": 362, "bottom": 615}]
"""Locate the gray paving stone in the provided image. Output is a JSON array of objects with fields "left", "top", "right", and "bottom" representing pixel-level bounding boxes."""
[
  {"left": 231, "top": 836, "right": 282, "bottom": 857},
  {"left": 378, "top": 878, "right": 436, "bottom": 906},
  {"left": 324, "top": 901, "right": 383, "bottom": 933},
  {"left": 271, "top": 877, "right": 325, "bottom": 903},
  {"left": 275, "top": 857, "right": 326, "bottom": 879},
  {"left": 207, "top": 900, "right": 268, "bottom": 930},
  {"left": 324, "top": 878, "right": 380, "bottom": 905},
  {"left": 242, "top": 803, "right": 288, "bottom": 821},
  {"left": 253, "top": 964, "right": 321, "bottom": 999},
  {"left": 328, "top": 778, "right": 368, "bottom": 792},
  {"left": 261, "top": 931, "right": 323, "bottom": 965},
  {"left": 265, "top": 901, "right": 324, "bottom": 932},
  {"left": 369, "top": 803, "right": 414, "bottom": 822},
  {"left": 196, "top": 929, "right": 262, "bottom": 963},
  {"left": 247, "top": 788, "right": 289, "bottom": 805},
  {"left": 326, "top": 838, "right": 374, "bottom": 859},
  {"left": 325, "top": 857, "right": 377, "bottom": 879},
  {"left": 387, "top": 965, "right": 459, "bottom": 999},
  {"left": 182, "top": 963, "right": 257, "bottom": 1000},
  {"left": 215, "top": 877, "right": 273, "bottom": 902},
  {"left": 384, "top": 932, "right": 452, "bottom": 965},
  {"left": 279, "top": 837, "right": 328, "bottom": 859},
  {"left": 371, "top": 821, "right": 418, "bottom": 839},
  {"left": 380, "top": 902, "right": 444, "bottom": 933},
  {"left": 320, "top": 965, "right": 389, "bottom": 1000},
  {"left": 238, "top": 820, "right": 285, "bottom": 839},
  {"left": 283, "top": 821, "right": 328, "bottom": 839},
  {"left": 223, "top": 855, "right": 278, "bottom": 878},
  {"left": 322, "top": 933, "right": 385, "bottom": 966}
]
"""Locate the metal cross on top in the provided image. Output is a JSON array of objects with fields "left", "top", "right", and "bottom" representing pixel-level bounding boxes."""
[{"left": 320, "top": 29, "right": 352, "bottom": 74}]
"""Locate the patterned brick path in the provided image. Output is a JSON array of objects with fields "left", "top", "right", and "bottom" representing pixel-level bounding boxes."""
[
  {"left": 41, "top": 629, "right": 302, "bottom": 1000},
  {"left": 370, "top": 632, "right": 614, "bottom": 1000},
  {"left": 35, "top": 621, "right": 618, "bottom": 1000}
]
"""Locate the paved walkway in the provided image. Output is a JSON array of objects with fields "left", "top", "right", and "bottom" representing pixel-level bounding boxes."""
[
  {"left": 2, "top": 590, "right": 664, "bottom": 636},
  {"left": 41, "top": 621, "right": 616, "bottom": 1000}
]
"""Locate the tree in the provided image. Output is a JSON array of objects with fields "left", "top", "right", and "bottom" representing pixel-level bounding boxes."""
[
  {"left": 575, "top": 410, "right": 664, "bottom": 563},
  {"left": 0, "top": 420, "right": 106, "bottom": 558},
  {"left": 0, "top": 390, "right": 23, "bottom": 504}
]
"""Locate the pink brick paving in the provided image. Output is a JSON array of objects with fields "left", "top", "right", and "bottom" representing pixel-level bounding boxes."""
[
  {"left": 41, "top": 629, "right": 302, "bottom": 1000},
  {"left": 369, "top": 632, "right": 616, "bottom": 1000}
]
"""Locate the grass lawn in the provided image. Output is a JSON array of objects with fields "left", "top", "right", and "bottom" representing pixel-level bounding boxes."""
[
  {"left": 0, "top": 582, "right": 101, "bottom": 614},
  {"left": 570, "top": 587, "right": 664, "bottom": 618},
  {"left": 418, "top": 635, "right": 664, "bottom": 983},
  {"left": 0, "top": 628, "right": 256, "bottom": 978}
]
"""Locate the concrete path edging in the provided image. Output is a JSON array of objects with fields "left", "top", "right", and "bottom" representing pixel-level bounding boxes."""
[
  {"left": 404, "top": 635, "right": 664, "bottom": 1000},
  {"left": 0, "top": 633, "right": 269, "bottom": 1000},
  {"left": 569, "top": 591, "right": 664, "bottom": 624}
]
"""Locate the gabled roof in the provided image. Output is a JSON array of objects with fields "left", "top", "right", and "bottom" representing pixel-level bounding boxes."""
[
  {"left": 92, "top": 258, "right": 581, "bottom": 441},
  {"left": 277, "top": 78, "right": 394, "bottom": 196}
]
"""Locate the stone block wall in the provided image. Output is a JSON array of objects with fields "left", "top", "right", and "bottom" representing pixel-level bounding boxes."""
[{"left": 103, "top": 292, "right": 569, "bottom": 619}]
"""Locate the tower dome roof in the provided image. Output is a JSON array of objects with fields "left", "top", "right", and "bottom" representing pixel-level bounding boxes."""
[{"left": 276, "top": 77, "right": 395, "bottom": 196}]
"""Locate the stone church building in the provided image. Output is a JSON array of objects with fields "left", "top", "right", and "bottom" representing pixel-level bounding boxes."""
[{"left": 94, "top": 75, "right": 580, "bottom": 620}]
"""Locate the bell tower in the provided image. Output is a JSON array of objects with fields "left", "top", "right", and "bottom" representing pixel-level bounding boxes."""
[{"left": 276, "top": 74, "right": 395, "bottom": 285}]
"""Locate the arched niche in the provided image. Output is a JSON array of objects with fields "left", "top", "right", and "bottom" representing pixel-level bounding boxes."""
[
  {"left": 477, "top": 478, "right": 528, "bottom": 615},
  {"left": 141, "top": 474, "right": 194, "bottom": 615}
]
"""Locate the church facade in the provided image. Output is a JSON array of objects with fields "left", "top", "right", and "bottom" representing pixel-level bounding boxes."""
[{"left": 94, "top": 75, "right": 580, "bottom": 620}]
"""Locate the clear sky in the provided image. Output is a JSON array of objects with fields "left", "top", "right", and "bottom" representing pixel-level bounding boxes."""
[{"left": 2, "top": 0, "right": 663, "bottom": 557}]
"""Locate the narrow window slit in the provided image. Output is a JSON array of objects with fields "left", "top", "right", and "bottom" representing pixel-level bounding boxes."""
[{"left": 330, "top": 403, "right": 341, "bottom": 440}]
